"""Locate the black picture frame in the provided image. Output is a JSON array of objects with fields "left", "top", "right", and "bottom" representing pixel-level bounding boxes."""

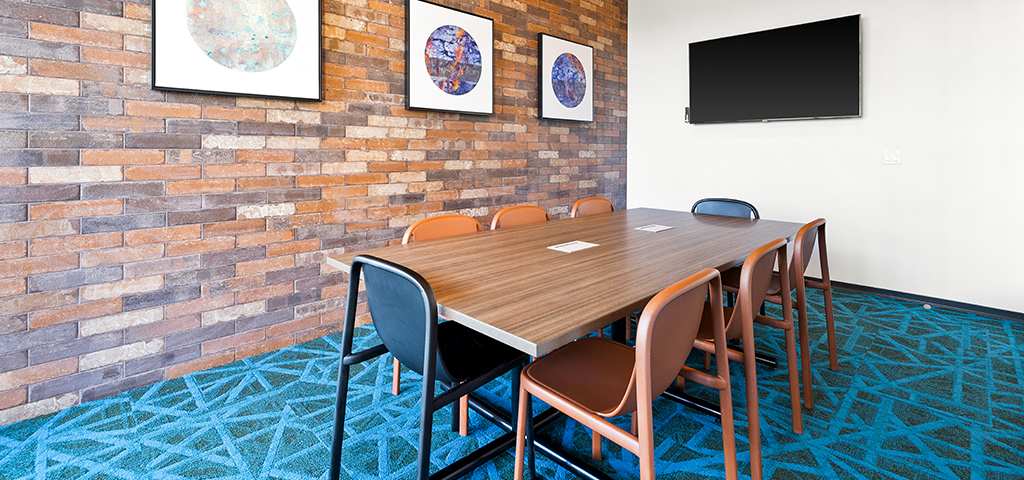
[
  {"left": 538, "top": 33, "right": 594, "bottom": 122},
  {"left": 406, "top": 0, "right": 494, "bottom": 115},
  {"left": 151, "top": 0, "right": 322, "bottom": 102}
]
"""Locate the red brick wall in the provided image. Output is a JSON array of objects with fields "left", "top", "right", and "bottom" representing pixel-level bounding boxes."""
[{"left": 0, "top": 0, "right": 627, "bottom": 424}]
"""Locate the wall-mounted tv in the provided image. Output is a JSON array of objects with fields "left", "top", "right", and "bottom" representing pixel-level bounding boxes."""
[{"left": 688, "top": 15, "right": 861, "bottom": 124}]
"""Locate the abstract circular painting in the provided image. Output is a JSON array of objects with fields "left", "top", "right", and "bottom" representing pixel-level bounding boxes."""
[
  {"left": 424, "top": 25, "right": 482, "bottom": 96},
  {"left": 551, "top": 52, "right": 586, "bottom": 108},
  {"left": 186, "top": 0, "right": 297, "bottom": 73}
]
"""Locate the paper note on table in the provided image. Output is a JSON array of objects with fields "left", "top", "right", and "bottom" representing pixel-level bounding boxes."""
[
  {"left": 634, "top": 224, "right": 674, "bottom": 233},
  {"left": 547, "top": 241, "right": 599, "bottom": 253}
]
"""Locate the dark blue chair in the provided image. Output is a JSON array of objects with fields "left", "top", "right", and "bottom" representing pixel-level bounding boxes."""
[
  {"left": 691, "top": 198, "right": 759, "bottom": 219},
  {"left": 329, "top": 255, "right": 529, "bottom": 480}
]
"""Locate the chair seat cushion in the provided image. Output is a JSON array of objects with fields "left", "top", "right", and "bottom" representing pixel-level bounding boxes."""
[
  {"left": 522, "top": 337, "right": 635, "bottom": 417},
  {"left": 437, "top": 320, "right": 524, "bottom": 382}
]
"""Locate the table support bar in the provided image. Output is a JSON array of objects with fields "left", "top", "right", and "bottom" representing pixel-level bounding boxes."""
[
  {"left": 662, "top": 387, "right": 722, "bottom": 419},
  {"left": 728, "top": 344, "right": 778, "bottom": 367},
  {"left": 430, "top": 393, "right": 614, "bottom": 480}
]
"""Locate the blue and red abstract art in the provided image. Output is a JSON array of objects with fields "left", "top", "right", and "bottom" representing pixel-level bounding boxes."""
[
  {"left": 551, "top": 53, "right": 587, "bottom": 108},
  {"left": 424, "top": 25, "right": 482, "bottom": 96}
]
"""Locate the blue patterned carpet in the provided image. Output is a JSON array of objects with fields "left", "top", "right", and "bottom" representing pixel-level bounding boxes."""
[{"left": 1, "top": 289, "right": 1022, "bottom": 479}]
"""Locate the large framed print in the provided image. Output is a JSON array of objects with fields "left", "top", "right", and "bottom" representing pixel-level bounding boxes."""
[
  {"left": 539, "top": 34, "right": 594, "bottom": 122},
  {"left": 406, "top": 0, "right": 493, "bottom": 115},
  {"left": 152, "top": 0, "right": 322, "bottom": 101}
]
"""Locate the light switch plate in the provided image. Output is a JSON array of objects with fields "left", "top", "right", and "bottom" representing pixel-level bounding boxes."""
[{"left": 883, "top": 150, "right": 902, "bottom": 165}]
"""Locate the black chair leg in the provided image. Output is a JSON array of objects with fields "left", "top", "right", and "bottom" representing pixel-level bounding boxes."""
[
  {"left": 329, "top": 297, "right": 360, "bottom": 480},
  {"left": 329, "top": 362, "right": 351, "bottom": 480},
  {"left": 417, "top": 378, "right": 436, "bottom": 480}
]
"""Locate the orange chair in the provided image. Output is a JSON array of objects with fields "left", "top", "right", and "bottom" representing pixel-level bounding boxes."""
[
  {"left": 569, "top": 197, "right": 613, "bottom": 217},
  {"left": 569, "top": 197, "right": 618, "bottom": 339},
  {"left": 750, "top": 218, "right": 836, "bottom": 409},
  {"left": 513, "top": 268, "right": 737, "bottom": 480},
  {"left": 721, "top": 219, "right": 836, "bottom": 408},
  {"left": 490, "top": 205, "right": 550, "bottom": 230},
  {"left": 402, "top": 214, "right": 482, "bottom": 243},
  {"left": 394, "top": 214, "right": 482, "bottom": 436},
  {"left": 690, "top": 238, "right": 800, "bottom": 480}
]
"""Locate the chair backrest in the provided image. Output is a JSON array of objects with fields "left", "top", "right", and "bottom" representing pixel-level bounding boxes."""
[
  {"left": 789, "top": 218, "right": 825, "bottom": 285},
  {"left": 725, "top": 238, "right": 786, "bottom": 340},
  {"left": 349, "top": 255, "right": 460, "bottom": 383},
  {"left": 403, "top": 214, "right": 482, "bottom": 244},
  {"left": 691, "top": 198, "right": 760, "bottom": 219},
  {"left": 570, "top": 197, "right": 614, "bottom": 217},
  {"left": 490, "top": 205, "right": 550, "bottom": 230},
  {"left": 602, "top": 268, "right": 721, "bottom": 417}
]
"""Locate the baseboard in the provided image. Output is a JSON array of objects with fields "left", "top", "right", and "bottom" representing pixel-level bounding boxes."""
[{"left": 828, "top": 280, "right": 1024, "bottom": 323}]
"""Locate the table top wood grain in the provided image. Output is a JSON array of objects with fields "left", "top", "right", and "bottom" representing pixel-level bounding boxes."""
[{"left": 326, "top": 208, "right": 804, "bottom": 357}]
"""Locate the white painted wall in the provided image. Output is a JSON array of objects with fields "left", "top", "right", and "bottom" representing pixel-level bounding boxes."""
[{"left": 627, "top": 0, "right": 1024, "bottom": 313}]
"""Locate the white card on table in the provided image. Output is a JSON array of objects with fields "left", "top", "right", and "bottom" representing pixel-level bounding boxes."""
[
  {"left": 635, "top": 224, "right": 673, "bottom": 233},
  {"left": 547, "top": 241, "right": 599, "bottom": 253}
]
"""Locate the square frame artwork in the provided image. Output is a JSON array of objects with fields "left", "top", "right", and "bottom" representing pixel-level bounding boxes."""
[
  {"left": 152, "top": 0, "right": 322, "bottom": 101},
  {"left": 406, "top": 0, "right": 494, "bottom": 115},
  {"left": 539, "top": 34, "right": 594, "bottom": 122}
]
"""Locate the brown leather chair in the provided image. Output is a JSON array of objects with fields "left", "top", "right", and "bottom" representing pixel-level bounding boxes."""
[
  {"left": 490, "top": 205, "right": 549, "bottom": 230},
  {"left": 394, "top": 214, "right": 482, "bottom": 436},
  {"left": 787, "top": 219, "right": 836, "bottom": 375},
  {"left": 513, "top": 268, "right": 738, "bottom": 480},
  {"left": 690, "top": 238, "right": 800, "bottom": 480},
  {"left": 569, "top": 196, "right": 613, "bottom": 217},
  {"left": 721, "top": 218, "right": 836, "bottom": 409}
]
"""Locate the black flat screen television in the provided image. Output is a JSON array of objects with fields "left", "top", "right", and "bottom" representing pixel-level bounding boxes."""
[{"left": 688, "top": 15, "right": 861, "bottom": 124}]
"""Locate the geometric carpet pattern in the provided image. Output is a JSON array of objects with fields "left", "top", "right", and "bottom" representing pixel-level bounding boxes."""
[{"left": 0, "top": 289, "right": 1022, "bottom": 479}]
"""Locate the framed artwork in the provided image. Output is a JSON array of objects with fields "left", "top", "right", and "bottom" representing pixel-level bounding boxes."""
[
  {"left": 151, "top": 0, "right": 322, "bottom": 101},
  {"left": 538, "top": 34, "right": 594, "bottom": 122},
  {"left": 406, "top": 0, "right": 493, "bottom": 115}
]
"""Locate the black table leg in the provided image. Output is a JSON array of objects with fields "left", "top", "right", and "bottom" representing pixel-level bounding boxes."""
[{"left": 610, "top": 316, "right": 627, "bottom": 343}]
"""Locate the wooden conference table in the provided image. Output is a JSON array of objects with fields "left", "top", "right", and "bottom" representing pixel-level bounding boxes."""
[{"left": 327, "top": 207, "right": 804, "bottom": 479}]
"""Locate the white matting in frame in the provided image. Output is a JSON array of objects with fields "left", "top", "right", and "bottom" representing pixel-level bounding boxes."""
[
  {"left": 152, "top": 0, "right": 321, "bottom": 101},
  {"left": 539, "top": 34, "right": 594, "bottom": 122},
  {"left": 406, "top": 0, "right": 493, "bottom": 115}
]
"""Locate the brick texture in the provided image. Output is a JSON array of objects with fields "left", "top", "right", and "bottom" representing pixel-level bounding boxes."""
[{"left": 0, "top": 0, "right": 627, "bottom": 425}]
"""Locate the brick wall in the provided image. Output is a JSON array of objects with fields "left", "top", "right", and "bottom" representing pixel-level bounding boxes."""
[{"left": 0, "top": 0, "right": 627, "bottom": 425}]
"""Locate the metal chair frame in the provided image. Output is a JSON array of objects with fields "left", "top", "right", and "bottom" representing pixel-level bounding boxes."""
[{"left": 329, "top": 255, "right": 528, "bottom": 480}]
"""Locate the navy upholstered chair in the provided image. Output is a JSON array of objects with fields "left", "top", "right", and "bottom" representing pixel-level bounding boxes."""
[{"left": 329, "top": 255, "right": 528, "bottom": 480}]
